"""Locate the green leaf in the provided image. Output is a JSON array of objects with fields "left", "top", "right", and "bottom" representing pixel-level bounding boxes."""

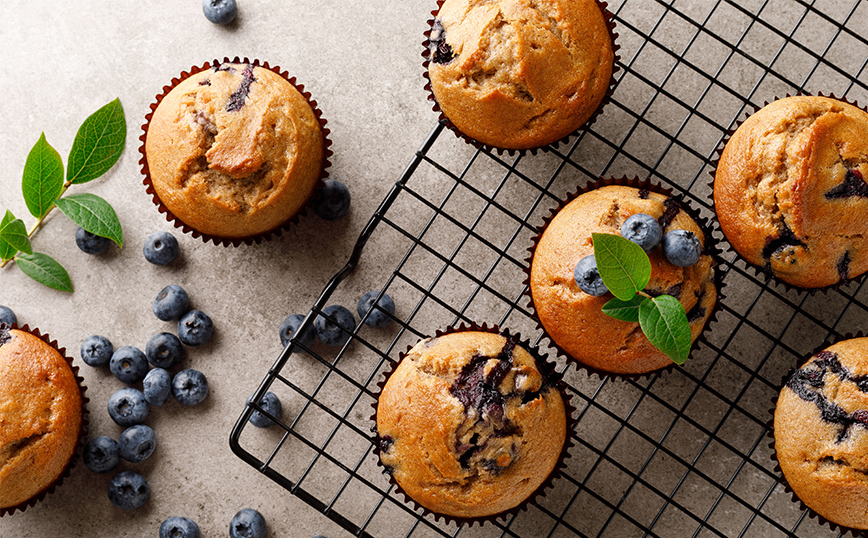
[
  {"left": 67, "top": 98, "right": 126, "bottom": 184},
  {"left": 602, "top": 295, "right": 644, "bottom": 322},
  {"left": 22, "top": 133, "right": 64, "bottom": 218},
  {"left": 16, "top": 252, "right": 73, "bottom": 292},
  {"left": 592, "top": 233, "right": 652, "bottom": 301},
  {"left": 638, "top": 295, "right": 692, "bottom": 364},
  {"left": 54, "top": 193, "right": 123, "bottom": 247},
  {"left": 0, "top": 210, "right": 32, "bottom": 259}
]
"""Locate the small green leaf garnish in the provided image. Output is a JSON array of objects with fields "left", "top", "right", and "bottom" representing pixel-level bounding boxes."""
[
  {"left": 22, "top": 133, "right": 64, "bottom": 218},
  {"left": 16, "top": 252, "right": 73, "bottom": 292},
  {"left": 0, "top": 210, "right": 32, "bottom": 258},
  {"left": 67, "top": 98, "right": 126, "bottom": 185},
  {"left": 601, "top": 295, "right": 644, "bottom": 322},
  {"left": 638, "top": 294, "right": 691, "bottom": 364},
  {"left": 592, "top": 233, "right": 651, "bottom": 301},
  {"left": 55, "top": 193, "right": 123, "bottom": 247}
]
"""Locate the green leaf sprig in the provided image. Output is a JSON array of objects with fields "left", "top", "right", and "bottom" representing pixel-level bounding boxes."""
[
  {"left": 592, "top": 232, "right": 692, "bottom": 364},
  {"left": 0, "top": 99, "right": 125, "bottom": 292}
]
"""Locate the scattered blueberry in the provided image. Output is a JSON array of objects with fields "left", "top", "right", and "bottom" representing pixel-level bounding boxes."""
[
  {"left": 278, "top": 314, "right": 316, "bottom": 349},
  {"left": 248, "top": 391, "right": 283, "bottom": 428},
  {"left": 108, "top": 470, "right": 150, "bottom": 510},
  {"left": 80, "top": 334, "right": 113, "bottom": 367},
  {"left": 621, "top": 213, "right": 663, "bottom": 252},
  {"left": 0, "top": 305, "right": 16, "bottom": 327},
  {"left": 117, "top": 424, "right": 156, "bottom": 463},
  {"left": 143, "top": 231, "right": 180, "bottom": 265},
  {"left": 83, "top": 436, "right": 119, "bottom": 474},
  {"left": 315, "top": 305, "right": 355, "bottom": 347},
  {"left": 75, "top": 227, "right": 111, "bottom": 255},
  {"left": 153, "top": 284, "right": 190, "bottom": 321},
  {"left": 160, "top": 517, "right": 201, "bottom": 538},
  {"left": 313, "top": 179, "right": 351, "bottom": 221},
  {"left": 110, "top": 345, "right": 149, "bottom": 384},
  {"left": 662, "top": 229, "right": 702, "bottom": 267},
  {"left": 172, "top": 369, "right": 209, "bottom": 406},
  {"left": 229, "top": 508, "right": 267, "bottom": 538},
  {"left": 146, "top": 332, "right": 184, "bottom": 368},
  {"left": 574, "top": 254, "right": 608, "bottom": 296},
  {"left": 143, "top": 368, "right": 172, "bottom": 406},
  {"left": 178, "top": 310, "right": 214, "bottom": 346},
  {"left": 107, "top": 387, "right": 150, "bottom": 427},
  {"left": 203, "top": 0, "right": 237, "bottom": 25},
  {"left": 357, "top": 291, "right": 395, "bottom": 328}
]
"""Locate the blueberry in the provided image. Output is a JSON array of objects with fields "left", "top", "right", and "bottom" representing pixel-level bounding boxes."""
[
  {"left": 172, "top": 369, "right": 209, "bottom": 405},
  {"left": 143, "top": 231, "right": 180, "bottom": 265},
  {"left": 75, "top": 227, "right": 110, "bottom": 255},
  {"left": 313, "top": 179, "right": 351, "bottom": 221},
  {"left": 203, "top": 0, "right": 237, "bottom": 25},
  {"left": 229, "top": 508, "right": 267, "bottom": 538},
  {"left": 248, "top": 391, "right": 283, "bottom": 428},
  {"left": 143, "top": 368, "right": 172, "bottom": 406},
  {"left": 160, "top": 517, "right": 201, "bottom": 538},
  {"left": 574, "top": 254, "right": 608, "bottom": 296},
  {"left": 80, "top": 334, "right": 113, "bottom": 367},
  {"left": 108, "top": 470, "right": 150, "bottom": 510},
  {"left": 153, "top": 284, "right": 190, "bottom": 321},
  {"left": 315, "top": 305, "right": 355, "bottom": 347},
  {"left": 110, "top": 345, "right": 149, "bottom": 384},
  {"left": 107, "top": 387, "right": 150, "bottom": 427},
  {"left": 662, "top": 229, "right": 702, "bottom": 267},
  {"left": 278, "top": 314, "right": 316, "bottom": 349},
  {"left": 146, "top": 332, "right": 184, "bottom": 368},
  {"left": 357, "top": 291, "right": 395, "bottom": 328},
  {"left": 621, "top": 213, "right": 663, "bottom": 252},
  {"left": 83, "top": 436, "right": 119, "bottom": 474},
  {"left": 0, "top": 305, "right": 16, "bottom": 327},
  {"left": 117, "top": 424, "right": 156, "bottom": 463},
  {"left": 178, "top": 310, "right": 214, "bottom": 346}
]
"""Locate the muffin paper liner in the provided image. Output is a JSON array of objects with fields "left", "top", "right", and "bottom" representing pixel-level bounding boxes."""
[
  {"left": 522, "top": 176, "right": 726, "bottom": 382},
  {"left": 767, "top": 332, "right": 868, "bottom": 537},
  {"left": 709, "top": 92, "right": 868, "bottom": 294},
  {"left": 0, "top": 324, "right": 89, "bottom": 517},
  {"left": 422, "top": 0, "right": 620, "bottom": 156},
  {"left": 369, "top": 321, "right": 577, "bottom": 527},
  {"left": 138, "top": 56, "right": 333, "bottom": 247}
]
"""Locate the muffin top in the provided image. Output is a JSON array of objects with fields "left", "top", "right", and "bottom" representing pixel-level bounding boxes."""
[
  {"left": 146, "top": 62, "right": 324, "bottom": 239},
  {"left": 428, "top": 0, "right": 614, "bottom": 149},
  {"left": 774, "top": 337, "right": 868, "bottom": 530},
  {"left": 0, "top": 327, "right": 83, "bottom": 510},
  {"left": 530, "top": 185, "right": 716, "bottom": 375},
  {"left": 376, "top": 330, "right": 566, "bottom": 519},
  {"left": 714, "top": 96, "right": 868, "bottom": 288}
]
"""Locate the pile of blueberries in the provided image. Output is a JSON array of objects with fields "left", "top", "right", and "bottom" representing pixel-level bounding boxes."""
[{"left": 159, "top": 508, "right": 271, "bottom": 538}]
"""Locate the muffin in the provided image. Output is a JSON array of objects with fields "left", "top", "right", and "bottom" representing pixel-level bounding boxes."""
[
  {"left": 144, "top": 60, "right": 326, "bottom": 241},
  {"left": 774, "top": 337, "right": 868, "bottom": 530},
  {"left": 375, "top": 329, "right": 567, "bottom": 520},
  {"left": 528, "top": 183, "right": 717, "bottom": 375},
  {"left": 426, "top": 0, "right": 615, "bottom": 150},
  {"left": 714, "top": 95, "right": 868, "bottom": 289},
  {"left": 0, "top": 325, "right": 85, "bottom": 513}
]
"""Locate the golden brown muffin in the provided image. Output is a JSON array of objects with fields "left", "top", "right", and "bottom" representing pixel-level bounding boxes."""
[
  {"left": 529, "top": 185, "right": 716, "bottom": 375},
  {"left": 0, "top": 327, "right": 83, "bottom": 511},
  {"left": 145, "top": 61, "right": 325, "bottom": 239},
  {"left": 376, "top": 330, "right": 566, "bottom": 519},
  {"left": 714, "top": 96, "right": 868, "bottom": 289},
  {"left": 427, "top": 0, "right": 614, "bottom": 150},
  {"left": 774, "top": 337, "right": 868, "bottom": 530}
]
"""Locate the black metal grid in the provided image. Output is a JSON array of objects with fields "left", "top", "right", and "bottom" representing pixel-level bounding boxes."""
[{"left": 229, "top": 0, "right": 868, "bottom": 536}]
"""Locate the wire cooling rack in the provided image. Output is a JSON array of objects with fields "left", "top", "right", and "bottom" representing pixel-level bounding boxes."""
[{"left": 230, "top": 0, "right": 868, "bottom": 536}]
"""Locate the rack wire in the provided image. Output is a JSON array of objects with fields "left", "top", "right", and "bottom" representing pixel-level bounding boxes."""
[{"left": 229, "top": 0, "right": 868, "bottom": 536}]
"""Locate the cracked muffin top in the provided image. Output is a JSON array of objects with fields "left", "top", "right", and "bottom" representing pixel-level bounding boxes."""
[
  {"left": 714, "top": 96, "right": 868, "bottom": 288},
  {"left": 376, "top": 330, "right": 566, "bottom": 519},
  {"left": 0, "top": 327, "right": 83, "bottom": 510},
  {"left": 774, "top": 337, "right": 868, "bottom": 530},
  {"left": 529, "top": 185, "right": 717, "bottom": 375},
  {"left": 145, "top": 62, "right": 324, "bottom": 239},
  {"left": 427, "top": 0, "right": 614, "bottom": 150}
]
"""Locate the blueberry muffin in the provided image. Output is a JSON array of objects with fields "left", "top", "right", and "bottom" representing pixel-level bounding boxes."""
[
  {"left": 376, "top": 330, "right": 567, "bottom": 519},
  {"left": 427, "top": 0, "right": 614, "bottom": 150},
  {"left": 714, "top": 96, "right": 868, "bottom": 288},
  {"left": 774, "top": 337, "right": 868, "bottom": 530},
  {"left": 145, "top": 61, "right": 325, "bottom": 240},
  {"left": 529, "top": 184, "right": 717, "bottom": 375},
  {"left": 0, "top": 326, "right": 84, "bottom": 512}
]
